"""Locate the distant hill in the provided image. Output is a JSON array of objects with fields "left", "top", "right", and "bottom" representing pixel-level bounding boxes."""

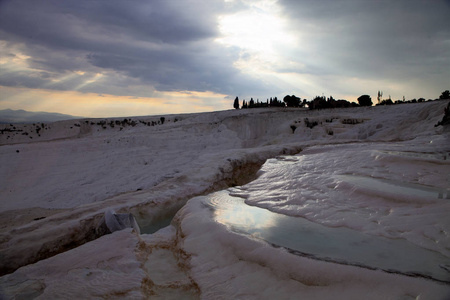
[{"left": 0, "top": 109, "right": 81, "bottom": 124}]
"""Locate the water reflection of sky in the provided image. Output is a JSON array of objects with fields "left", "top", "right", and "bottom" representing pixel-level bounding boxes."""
[
  {"left": 207, "top": 191, "right": 450, "bottom": 283},
  {"left": 210, "top": 192, "right": 277, "bottom": 238}
]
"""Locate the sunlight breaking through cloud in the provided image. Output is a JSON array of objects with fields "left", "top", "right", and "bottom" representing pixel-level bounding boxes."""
[
  {"left": 216, "top": 0, "right": 297, "bottom": 75},
  {"left": 0, "top": 0, "right": 448, "bottom": 116}
]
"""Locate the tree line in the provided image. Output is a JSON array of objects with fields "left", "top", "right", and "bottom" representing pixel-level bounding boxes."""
[{"left": 233, "top": 90, "right": 450, "bottom": 110}]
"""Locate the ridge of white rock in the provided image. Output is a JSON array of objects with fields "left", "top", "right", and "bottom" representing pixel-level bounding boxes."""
[{"left": 1, "top": 101, "right": 449, "bottom": 298}]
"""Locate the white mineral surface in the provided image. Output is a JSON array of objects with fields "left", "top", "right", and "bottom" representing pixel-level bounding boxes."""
[{"left": 1, "top": 101, "right": 449, "bottom": 299}]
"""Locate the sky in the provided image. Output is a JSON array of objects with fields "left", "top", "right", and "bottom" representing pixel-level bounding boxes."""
[{"left": 0, "top": 0, "right": 449, "bottom": 118}]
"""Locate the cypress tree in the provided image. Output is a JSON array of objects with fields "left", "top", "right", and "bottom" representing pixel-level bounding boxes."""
[{"left": 233, "top": 96, "right": 240, "bottom": 109}]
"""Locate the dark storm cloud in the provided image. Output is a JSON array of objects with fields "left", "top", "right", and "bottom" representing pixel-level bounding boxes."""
[
  {"left": 85, "top": 43, "right": 237, "bottom": 93},
  {"left": 0, "top": 0, "right": 264, "bottom": 96},
  {"left": 0, "top": 0, "right": 218, "bottom": 48},
  {"left": 1, "top": 0, "right": 448, "bottom": 103},
  {"left": 278, "top": 0, "right": 450, "bottom": 81}
]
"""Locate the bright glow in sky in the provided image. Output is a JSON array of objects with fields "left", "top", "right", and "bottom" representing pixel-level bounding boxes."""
[
  {"left": 0, "top": 86, "right": 228, "bottom": 118},
  {"left": 217, "top": 1, "right": 297, "bottom": 71},
  {"left": 0, "top": 0, "right": 449, "bottom": 117},
  {"left": 216, "top": 0, "right": 305, "bottom": 101}
]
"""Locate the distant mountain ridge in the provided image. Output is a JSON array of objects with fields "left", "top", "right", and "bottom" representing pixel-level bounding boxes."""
[{"left": 0, "top": 109, "right": 81, "bottom": 123}]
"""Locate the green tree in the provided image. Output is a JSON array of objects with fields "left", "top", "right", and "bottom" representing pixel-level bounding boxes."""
[
  {"left": 233, "top": 96, "right": 240, "bottom": 109},
  {"left": 310, "top": 96, "right": 327, "bottom": 109},
  {"left": 357, "top": 95, "right": 372, "bottom": 106},
  {"left": 283, "top": 95, "right": 301, "bottom": 107},
  {"left": 440, "top": 90, "right": 450, "bottom": 100},
  {"left": 377, "top": 91, "right": 383, "bottom": 104}
]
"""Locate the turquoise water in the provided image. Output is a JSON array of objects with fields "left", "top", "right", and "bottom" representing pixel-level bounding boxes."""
[{"left": 207, "top": 191, "right": 450, "bottom": 283}]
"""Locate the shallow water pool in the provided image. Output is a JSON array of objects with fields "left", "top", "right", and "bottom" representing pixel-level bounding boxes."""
[
  {"left": 337, "top": 174, "right": 450, "bottom": 201},
  {"left": 207, "top": 190, "right": 450, "bottom": 283}
]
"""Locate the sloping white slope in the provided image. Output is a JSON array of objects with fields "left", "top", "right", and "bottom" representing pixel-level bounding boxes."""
[
  {"left": 0, "top": 229, "right": 146, "bottom": 299},
  {"left": 1, "top": 102, "right": 446, "bottom": 212},
  {"left": 175, "top": 196, "right": 449, "bottom": 299},
  {"left": 0, "top": 101, "right": 449, "bottom": 298}
]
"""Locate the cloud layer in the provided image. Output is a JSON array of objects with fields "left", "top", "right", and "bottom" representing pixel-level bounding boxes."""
[
  {"left": 0, "top": 0, "right": 247, "bottom": 94},
  {"left": 0, "top": 0, "right": 449, "bottom": 116}
]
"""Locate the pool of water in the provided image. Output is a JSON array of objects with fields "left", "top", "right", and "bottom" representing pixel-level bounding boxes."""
[
  {"left": 336, "top": 174, "right": 450, "bottom": 200},
  {"left": 139, "top": 216, "right": 173, "bottom": 234},
  {"left": 380, "top": 150, "right": 450, "bottom": 161},
  {"left": 207, "top": 191, "right": 450, "bottom": 284}
]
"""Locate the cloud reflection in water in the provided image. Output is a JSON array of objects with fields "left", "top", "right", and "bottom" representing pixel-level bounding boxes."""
[{"left": 206, "top": 190, "right": 450, "bottom": 283}]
